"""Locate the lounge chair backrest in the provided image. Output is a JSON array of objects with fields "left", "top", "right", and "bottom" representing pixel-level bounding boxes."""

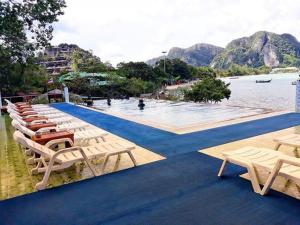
[
  {"left": 7, "top": 104, "right": 17, "bottom": 110},
  {"left": 10, "top": 115, "right": 27, "bottom": 126},
  {"left": 11, "top": 119, "right": 35, "bottom": 137},
  {"left": 7, "top": 107, "right": 16, "bottom": 113},
  {"left": 13, "top": 131, "right": 60, "bottom": 162},
  {"left": 9, "top": 112, "right": 22, "bottom": 119},
  {"left": 9, "top": 112, "right": 18, "bottom": 119}
]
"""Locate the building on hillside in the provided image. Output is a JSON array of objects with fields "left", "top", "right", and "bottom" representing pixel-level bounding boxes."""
[
  {"left": 39, "top": 44, "right": 79, "bottom": 76},
  {"left": 39, "top": 44, "right": 93, "bottom": 76}
]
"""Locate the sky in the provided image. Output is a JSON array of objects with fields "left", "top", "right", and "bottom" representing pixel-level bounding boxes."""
[{"left": 52, "top": 0, "right": 300, "bottom": 65}]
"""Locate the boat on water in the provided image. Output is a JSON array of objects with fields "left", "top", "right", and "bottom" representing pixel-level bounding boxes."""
[
  {"left": 229, "top": 77, "right": 239, "bottom": 79},
  {"left": 292, "top": 81, "right": 297, "bottom": 85},
  {"left": 255, "top": 79, "right": 272, "bottom": 83}
]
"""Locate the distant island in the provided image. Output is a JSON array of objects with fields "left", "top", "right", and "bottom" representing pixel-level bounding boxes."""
[{"left": 147, "top": 31, "right": 300, "bottom": 70}]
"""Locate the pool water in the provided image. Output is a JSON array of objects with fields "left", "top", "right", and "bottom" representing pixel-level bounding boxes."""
[
  {"left": 94, "top": 73, "right": 297, "bottom": 128},
  {"left": 93, "top": 99, "right": 269, "bottom": 128}
]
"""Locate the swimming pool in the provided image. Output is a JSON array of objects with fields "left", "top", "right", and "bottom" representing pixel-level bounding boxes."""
[{"left": 93, "top": 99, "right": 270, "bottom": 128}]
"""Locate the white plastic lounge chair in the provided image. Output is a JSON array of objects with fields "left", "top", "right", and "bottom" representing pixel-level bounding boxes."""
[
  {"left": 274, "top": 134, "right": 300, "bottom": 157},
  {"left": 11, "top": 111, "right": 67, "bottom": 119},
  {"left": 9, "top": 113, "right": 47, "bottom": 125},
  {"left": 7, "top": 105, "right": 62, "bottom": 116},
  {"left": 9, "top": 110, "right": 74, "bottom": 125},
  {"left": 7, "top": 107, "right": 35, "bottom": 114},
  {"left": 11, "top": 119, "right": 108, "bottom": 146},
  {"left": 14, "top": 130, "right": 99, "bottom": 190},
  {"left": 14, "top": 131, "right": 137, "bottom": 190},
  {"left": 10, "top": 113, "right": 66, "bottom": 125},
  {"left": 218, "top": 146, "right": 300, "bottom": 196},
  {"left": 10, "top": 114, "right": 88, "bottom": 131}
]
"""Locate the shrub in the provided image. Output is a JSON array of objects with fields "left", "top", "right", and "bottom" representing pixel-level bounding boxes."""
[
  {"left": 184, "top": 77, "right": 231, "bottom": 103},
  {"left": 30, "top": 94, "right": 49, "bottom": 104}
]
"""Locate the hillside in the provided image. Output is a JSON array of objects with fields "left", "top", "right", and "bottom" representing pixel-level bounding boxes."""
[
  {"left": 211, "top": 31, "right": 300, "bottom": 69},
  {"left": 147, "top": 43, "right": 224, "bottom": 67},
  {"left": 147, "top": 31, "right": 300, "bottom": 69}
]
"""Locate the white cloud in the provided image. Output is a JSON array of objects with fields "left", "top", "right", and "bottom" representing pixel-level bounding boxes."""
[{"left": 52, "top": 0, "right": 300, "bottom": 65}]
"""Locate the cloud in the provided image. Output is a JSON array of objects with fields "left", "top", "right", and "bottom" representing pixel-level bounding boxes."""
[{"left": 52, "top": 0, "right": 300, "bottom": 65}]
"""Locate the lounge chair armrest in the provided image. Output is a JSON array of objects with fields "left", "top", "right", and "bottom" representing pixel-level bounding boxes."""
[
  {"left": 30, "top": 119, "right": 48, "bottom": 124},
  {"left": 97, "top": 131, "right": 109, "bottom": 137},
  {"left": 45, "top": 138, "right": 74, "bottom": 149},
  {"left": 56, "top": 127, "right": 68, "bottom": 132},
  {"left": 20, "top": 110, "right": 35, "bottom": 114},
  {"left": 51, "top": 146, "right": 97, "bottom": 176},
  {"left": 278, "top": 155, "right": 300, "bottom": 167},
  {"left": 22, "top": 114, "right": 37, "bottom": 119},
  {"left": 37, "top": 126, "right": 58, "bottom": 133}
]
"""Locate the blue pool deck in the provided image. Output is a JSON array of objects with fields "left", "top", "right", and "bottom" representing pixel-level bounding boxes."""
[{"left": 1, "top": 103, "right": 300, "bottom": 225}]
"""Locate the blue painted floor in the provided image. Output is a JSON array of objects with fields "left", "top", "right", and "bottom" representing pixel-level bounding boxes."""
[
  {"left": 1, "top": 103, "right": 300, "bottom": 225},
  {"left": 1, "top": 153, "right": 299, "bottom": 225}
]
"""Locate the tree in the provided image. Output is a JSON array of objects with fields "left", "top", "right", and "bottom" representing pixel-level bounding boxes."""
[
  {"left": 71, "top": 49, "right": 109, "bottom": 73},
  {"left": 184, "top": 77, "right": 231, "bottom": 103},
  {"left": 154, "top": 59, "right": 193, "bottom": 82},
  {"left": 0, "top": 0, "right": 66, "bottom": 61},
  {"left": 0, "top": 0, "right": 66, "bottom": 96},
  {"left": 117, "top": 62, "right": 156, "bottom": 81},
  {"left": 0, "top": 51, "right": 48, "bottom": 96},
  {"left": 171, "top": 59, "right": 193, "bottom": 80},
  {"left": 195, "top": 67, "right": 216, "bottom": 79}
]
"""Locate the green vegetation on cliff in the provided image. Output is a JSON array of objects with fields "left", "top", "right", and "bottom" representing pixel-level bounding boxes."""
[{"left": 211, "top": 31, "right": 300, "bottom": 69}]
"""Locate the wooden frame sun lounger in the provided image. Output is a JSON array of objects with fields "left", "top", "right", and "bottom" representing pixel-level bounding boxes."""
[{"left": 218, "top": 146, "right": 300, "bottom": 196}]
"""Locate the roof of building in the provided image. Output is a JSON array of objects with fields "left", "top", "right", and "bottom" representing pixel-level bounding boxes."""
[{"left": 58, "top": 72, "right": 111, "bottom": 85}]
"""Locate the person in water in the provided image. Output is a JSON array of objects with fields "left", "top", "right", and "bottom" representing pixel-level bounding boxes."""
[
  {"left": 138, "top": 99, "right": 145, "bottom": 110},
  {"left": 107, "top": 96, "right": 111, "bottom": 106}
]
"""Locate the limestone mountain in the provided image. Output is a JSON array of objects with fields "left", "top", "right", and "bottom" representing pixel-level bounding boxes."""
[
  {"left": 147, "top": 43, "right": 224, "bottom": 67},
  {"left": 211, "top": 31, "right": 300, "bottom": 69}
]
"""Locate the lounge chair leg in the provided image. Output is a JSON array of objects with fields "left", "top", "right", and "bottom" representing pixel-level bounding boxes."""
[
  {"left": 127, "top": 151, "right": 137, "bottom": 166},
  {"left": 218, "top": 160, "right": 227, "bottom": 177},
  {"left": 35, "top": 160, "right": 55, "bottom": 190},
  {"left": 116, "top": 154, "right": 121, "bottom": 164},
  {"left": 274, "top": 143, "right": 281, "bottom": 151},
  {"left": 246, "top": 165, "right": 261, "bottom": 194},
  {"left": 282, "top": 179, "right": 291, "bottom": 192},
  {"left": 28, "top": 154, "right": 37, "bottom": 165},
  {"left": 293, "top": 147, "right": 299, "bottom": 158},
  {"left": 24, "top": 148, "right": 32, "bottom": 156},
  {"left": 31, "top": 161, "right": 42, "bottom": 175},
  {"left": 101, "top": 155, "right": 110, "bottom": 174},
  {"left": 78, "top": 148, "right": 97, "bottom": 176},
  {"left": 261, "top": 160, "right": 283, "bottom": 195}
]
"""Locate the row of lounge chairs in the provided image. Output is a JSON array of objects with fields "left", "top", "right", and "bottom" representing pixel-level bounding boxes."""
[
  {"left": 218, "top": 136, "right": 300, "bottom": 196},
  {"left": 5, "top": 100, "right": 138, "bottom": 190}
]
